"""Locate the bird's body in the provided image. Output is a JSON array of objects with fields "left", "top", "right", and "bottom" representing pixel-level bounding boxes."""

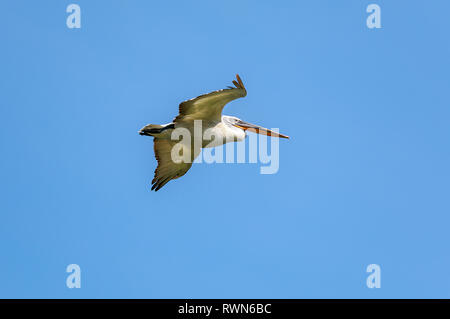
[
  {"left": 140, "top": 75, "right": 288, "bottom": 191},
  {"left": 149, "top": 119, "right": 245, "bottom": 146}
]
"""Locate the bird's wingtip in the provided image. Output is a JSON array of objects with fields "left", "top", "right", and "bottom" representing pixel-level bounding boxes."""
[{"left": 232, "top": 74, "right": 246, "bottom": 91}]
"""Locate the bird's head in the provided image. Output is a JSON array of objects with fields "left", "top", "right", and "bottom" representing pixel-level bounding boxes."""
[{"left": 223, "top": 115, "right": 289, "bottom": 139}]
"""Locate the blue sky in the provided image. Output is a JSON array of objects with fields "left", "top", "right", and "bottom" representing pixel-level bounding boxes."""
[{"left": 1, "top": 1, "right": 449, "bottom": 298}]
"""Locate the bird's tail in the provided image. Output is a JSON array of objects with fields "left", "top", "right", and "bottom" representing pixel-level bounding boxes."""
[{"left": 139, "top": 123, "right": 174, "bottom": 136}]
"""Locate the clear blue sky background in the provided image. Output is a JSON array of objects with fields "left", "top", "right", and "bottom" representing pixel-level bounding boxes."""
[{"left": 1, "top": 1, "right": 449, "bottom": 298}]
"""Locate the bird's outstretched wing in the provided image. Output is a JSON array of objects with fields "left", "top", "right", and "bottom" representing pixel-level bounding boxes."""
[
  {"left": 151, "top": 138, "right": 198, "bottom": 191},
  {"left": 174, "top": 74, "right": 247, "bottom": 123}
]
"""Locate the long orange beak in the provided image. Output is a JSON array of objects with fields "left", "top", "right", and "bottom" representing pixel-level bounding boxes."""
[{"left": 233, "top": 120, "right": 290, "bottom": 139}]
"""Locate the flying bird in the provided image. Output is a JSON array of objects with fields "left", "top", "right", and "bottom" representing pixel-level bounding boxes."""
[{"left": 139, "top": 74, "right": 289, "bottom": 191}]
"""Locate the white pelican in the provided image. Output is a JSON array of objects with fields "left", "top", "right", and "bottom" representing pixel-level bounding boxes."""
[{"left": 139, "top": 74, "right": 289, "bottom": 191}]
